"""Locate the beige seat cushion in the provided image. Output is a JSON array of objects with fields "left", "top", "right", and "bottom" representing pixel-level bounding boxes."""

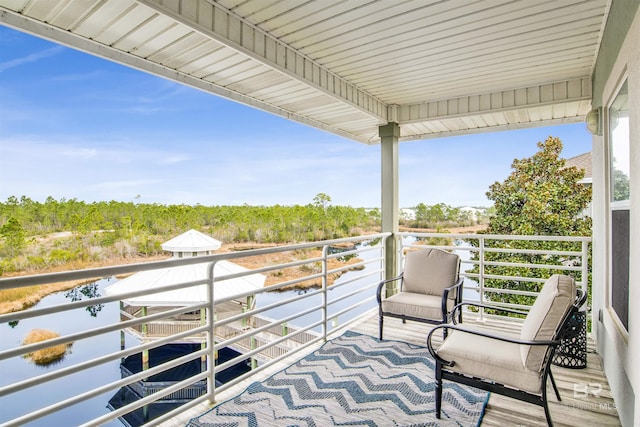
[
  {"left": 402, "top": 249, "right": 459, "bottom": 296},
  {"left": 437, "top": 325, "right": 543, "bottom": 394},
  {"left": 520, "top": 274, "right": 576, "bottom": 371},
  {"left": 382, "top": 292, "right": 454, "bottom": 319}
]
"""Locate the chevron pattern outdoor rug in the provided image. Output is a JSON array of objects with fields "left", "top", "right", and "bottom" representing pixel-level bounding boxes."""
[{"left": 187, "top": 331, "right": 489, "bottom": 426}]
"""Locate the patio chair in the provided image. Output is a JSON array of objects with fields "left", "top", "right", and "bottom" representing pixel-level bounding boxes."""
[
  {"left": 376, "top": 248, "right": 463, "bottom": 340},
  {"left": 427, "top": 274, "right": 586, "bottom": 427}
]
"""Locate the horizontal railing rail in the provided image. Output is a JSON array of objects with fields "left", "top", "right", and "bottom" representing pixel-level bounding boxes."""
[{"left": 0, "top": 233, "right": 389, "bottom": 427}]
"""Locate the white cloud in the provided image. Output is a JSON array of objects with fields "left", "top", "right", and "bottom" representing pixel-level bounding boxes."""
[
  {"left": 60, "top": 147, "right": 99, "bottom": 159},
  {"left": 155, "top": 154, "right": 190, "bottom": 165},
  {"left": 0, "top": 46, "right": 65, "bottom": 72},
  {"left": 50, "top": 70, "right": 109, "bottom": 82}
]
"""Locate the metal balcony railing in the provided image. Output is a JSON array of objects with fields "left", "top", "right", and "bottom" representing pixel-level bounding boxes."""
[
  {"left": 0, "top": 232, "right": 591, "bottom": 426},
  {"left": 399, "top": 232, "right": 591, "bottom": 317},
  {"left": 0, "top": 234, "right": 389, "bottom": 427}
]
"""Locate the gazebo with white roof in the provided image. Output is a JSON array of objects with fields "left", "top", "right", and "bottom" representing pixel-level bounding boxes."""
[
  {"left": 105, "top": 229, "right": 266, "bottom": 343},
  {"left": 161, "top": 229, "right": 222, "bottom": 256}
]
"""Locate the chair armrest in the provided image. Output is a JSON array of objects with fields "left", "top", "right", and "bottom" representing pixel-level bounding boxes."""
[
  {"left": 442, "top": 277, "right": 464, "bottom": 296},
  {"left": 441, "top": 277, "right": 464, "bottom": 317},
  {"left": 426, "top": 324, "right": 561, "bottom": 367},
  {"left": 376, "top": 274, "right": 403, "bottom": 304},
  {"left": 576, "top": 288, "right": 587, "bottom": 308}
]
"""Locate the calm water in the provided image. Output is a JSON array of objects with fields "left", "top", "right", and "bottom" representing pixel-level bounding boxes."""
[
  {"left": 255, "top": 247, "right": 383, "bottom": 330},
  {"left": 0, "top": 278, "right": 125, "bottom": 426}
]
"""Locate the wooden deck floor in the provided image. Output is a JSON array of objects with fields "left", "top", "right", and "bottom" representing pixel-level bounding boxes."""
[
  {"left": 352, "top": 314, "right": 620, "bottom": 427},
  {"left": 166, "top": 311, "right": 621, "bottom": 427}
]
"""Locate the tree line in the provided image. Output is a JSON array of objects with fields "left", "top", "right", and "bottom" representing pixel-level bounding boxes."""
[
  {"left": 0, "top": 194, "right": 382, "bottom": 274},
  {"left": 0, "top": 195, "right": 380, "bottom": 241},
  {"left": 0, "top": 192, "right": 487, "bottom": 276},
  {"left": 402, "top": 203, "right": 491, "bottom": 229}
]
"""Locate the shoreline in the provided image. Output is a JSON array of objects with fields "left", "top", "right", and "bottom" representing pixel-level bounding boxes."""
[
  {"left": 0, "top": 244, "right": 361, "bottom": 314},
  {"left": 0, "top": 226, "right": 486, "bottom": 314}
]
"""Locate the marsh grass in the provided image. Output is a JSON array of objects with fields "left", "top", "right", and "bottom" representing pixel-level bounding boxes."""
[{"left": 22, "top": 328, "right": 71, "bottom": 365}]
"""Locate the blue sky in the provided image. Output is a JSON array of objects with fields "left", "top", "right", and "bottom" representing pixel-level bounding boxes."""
[{"left": 0, "top": 25, "right": 592, "bottom": 208}]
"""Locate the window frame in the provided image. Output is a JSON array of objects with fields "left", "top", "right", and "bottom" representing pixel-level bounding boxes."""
[{"left": 607, "top": 76, "right": 631, "bottom": 333}]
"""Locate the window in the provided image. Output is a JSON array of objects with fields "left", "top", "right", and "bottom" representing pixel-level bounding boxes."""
[
  {"left": 610, "top": 80, "right": 630, "bottom": 204},
  {"left": 609, "top": 79, "right": 630, "bottom": 331}
]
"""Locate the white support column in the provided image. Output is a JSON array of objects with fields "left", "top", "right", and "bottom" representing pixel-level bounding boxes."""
[{"left": 380, "top": 122, "right": 400, "bottom": 285}]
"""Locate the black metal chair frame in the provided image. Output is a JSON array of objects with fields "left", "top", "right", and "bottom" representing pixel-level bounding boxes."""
[
  {"left": 376, "top": 265, "right": 464, "bottom": 341},
  {"left": 426, "top": 289, "right": 586, "bottom": 427}
]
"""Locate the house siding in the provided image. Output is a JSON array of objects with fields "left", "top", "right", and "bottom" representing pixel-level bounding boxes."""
[{"left": 592, "top": 3, "right": 640, "bottom": 426}]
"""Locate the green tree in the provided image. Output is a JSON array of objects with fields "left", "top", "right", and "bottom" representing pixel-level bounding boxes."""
[
  {"left": 486, "top": 136, "right": 591, "bottom": 235},
  {"left": 1, "top": 217, "right": 27, "bottom": 256},
  {"left": 414, "top": 203, "right": 428, "bottom": 225},
  {"left": 613, "top": 168, "right": 630, "bottom": 201},
  {"left": 313, "top": 193, "right": 331, "bottom": 211},
  {"left": 470, "top": 136, "right": 592, "bottom": 308},
  {"left": 412, "top": 202, "right": 474, "bottom": 228}
]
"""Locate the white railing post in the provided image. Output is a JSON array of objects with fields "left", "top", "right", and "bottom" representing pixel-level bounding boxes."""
[
  {"left": 382, "top": 236, "right": 388, "bottom": 294},
  {"left": 206, "top": 261, "right": 216, "bottom": 404},
  {"left": 477, "top": 236, "right": 486, "bottom": 322},
  {"left": 395, "top": 236, "right": 400, "bottom": 263},
  {"left": 322, "top": 245, "right": 329, "bottom": 341},
  {"left": 581, "top": 240, "right": 589, "bottom": 309}
]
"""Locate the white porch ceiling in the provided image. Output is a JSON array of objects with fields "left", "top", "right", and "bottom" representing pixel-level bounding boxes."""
[{"left": 0, "top": 0, "right": 608, "bottom": 144}]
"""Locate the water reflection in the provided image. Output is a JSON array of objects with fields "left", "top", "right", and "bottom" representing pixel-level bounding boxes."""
[
  {"left": 0, "top": 278, "right": 124, "bottom": 427},
  {"left": 256, "top": 240, "right": 383, "bottom": 330},
  {"left": 64, "top": 281, "right": 104, "bottom": 316}
]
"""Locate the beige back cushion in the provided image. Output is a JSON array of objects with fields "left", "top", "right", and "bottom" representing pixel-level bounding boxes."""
[
  {"left": 520, "top": 274, "right": 576, "bottom": 371},
  {"left": 402, "top": 249, "right": 459, "bottom": 296}
]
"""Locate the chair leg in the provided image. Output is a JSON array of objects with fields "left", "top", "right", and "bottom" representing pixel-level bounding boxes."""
[
  {"left": 543, "top": 399, "right": 554, "bottom": 427},
  {"left": 379, "top": 316, "right": 383, "bottom": 340},
  {"left": 542, "top": 374, "right": 554, "bottom": 427},
  {"left": 435, "top": 360, "right": 443, "bottom": 419},
  {"left": 549, "top": 369, "right": 561, "bottom": 401}
]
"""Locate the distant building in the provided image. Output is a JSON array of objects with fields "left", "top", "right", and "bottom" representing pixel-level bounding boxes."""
[
  {"left": 400, "top": 208, "right": 416, "bottom": 221},
  {"left": 566, "top": 152, "right": 593, "bottom": 186}
]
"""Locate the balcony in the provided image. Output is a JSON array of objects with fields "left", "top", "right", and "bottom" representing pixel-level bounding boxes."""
[{"left": 0, "top": 232, "right": 619, "bottom": 426}]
